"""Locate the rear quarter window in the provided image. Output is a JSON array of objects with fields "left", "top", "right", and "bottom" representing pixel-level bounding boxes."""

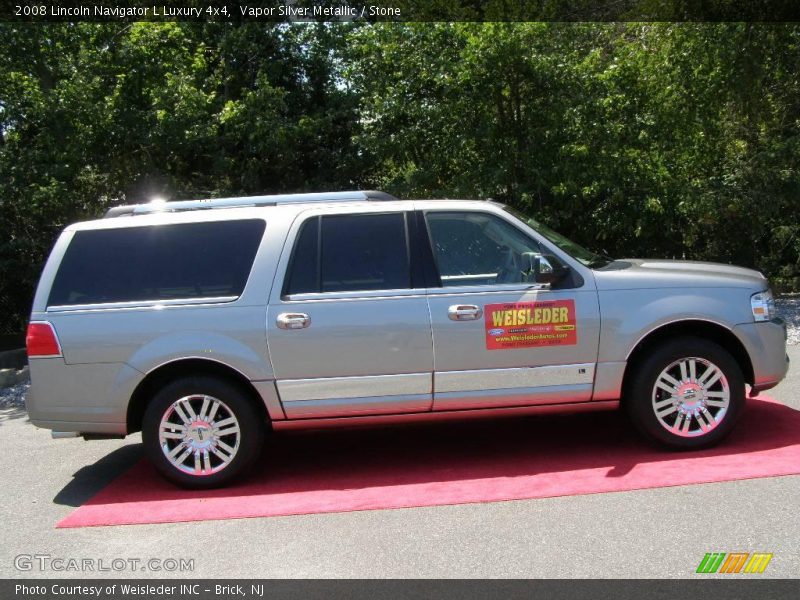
[{"left": 48, "top": 219, "right": 266, "bottom": 307}]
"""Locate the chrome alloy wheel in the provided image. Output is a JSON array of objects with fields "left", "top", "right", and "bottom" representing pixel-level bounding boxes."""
[
  {"left": 158, "top": 394, "right": 241, "bottom": 476},
  {"left": 651, "top": 357, "right": 730, "bottom": 438}
]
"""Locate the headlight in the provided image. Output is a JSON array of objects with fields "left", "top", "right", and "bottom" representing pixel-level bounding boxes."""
[{"left": 751, "top": 290, "right": 775, "bottom": 322}]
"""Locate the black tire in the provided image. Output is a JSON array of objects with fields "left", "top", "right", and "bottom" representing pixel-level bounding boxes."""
[
  {"left": 624, "top": 336, "right": 745, "bottom": 450},
  {"left": 142, "top": 376, "right": 265, "bottom": 489}
]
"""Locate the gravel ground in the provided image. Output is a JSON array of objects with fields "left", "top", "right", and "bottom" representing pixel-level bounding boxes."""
[
  {"left": 0, "top": 298, "right": 796, "bottom": 406},
  {"left": 0, "top": 381, "right": 28, "bottom": 409},
  {"left": 776, "top": 296, "right": 800, "bottom": 346}
]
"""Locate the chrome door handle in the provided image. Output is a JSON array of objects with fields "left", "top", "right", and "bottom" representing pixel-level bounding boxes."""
[
  {"left": 276, "top": 312, "right": 310, "bottom": 330},
  {"left": 448, "top": 304, "right": 482, "bottom": 321}
]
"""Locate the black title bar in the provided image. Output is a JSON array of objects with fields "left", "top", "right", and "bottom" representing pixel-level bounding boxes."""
[
  {"left": 5, "top": 579, "right": 800, "bottom": 600},
  {"left": 5, "top": 0, "right": 800, "bottom": 22}
]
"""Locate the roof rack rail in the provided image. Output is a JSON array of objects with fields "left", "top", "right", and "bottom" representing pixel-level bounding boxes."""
[{"left": 103, "top": 190, "right": 398, "bottom": 218}]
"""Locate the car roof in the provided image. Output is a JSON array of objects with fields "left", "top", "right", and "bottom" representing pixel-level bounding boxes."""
[
  {"left": 67, "top": 194, "right": 504, "bottom": 232},
  {"left": 102, "top": 190, "right": 399, "bottom": 218}
]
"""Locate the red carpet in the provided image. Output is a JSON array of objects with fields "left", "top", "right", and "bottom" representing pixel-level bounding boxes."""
[{"left": 57, "top": 396, "right": 800, "bottom": 528}]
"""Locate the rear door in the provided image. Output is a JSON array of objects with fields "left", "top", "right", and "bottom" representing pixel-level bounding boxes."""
[
  {"left": 421, "top": 208, "right": 601, "bottom": 410},
  {"left": 267, "top": 206, "right": 434, "bottom": 419}
]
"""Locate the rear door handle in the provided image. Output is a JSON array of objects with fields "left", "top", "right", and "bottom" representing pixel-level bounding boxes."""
[
  {"left": 448, "top": 304, "right": 482, "bottom": 321},
  {"left": 276, "top": 312, "right": 310, "bottom": 330}
]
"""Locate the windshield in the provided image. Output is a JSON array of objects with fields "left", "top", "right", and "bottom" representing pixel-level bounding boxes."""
[{"left": 503, "top": 206, "right": 612, "bottom": 268}]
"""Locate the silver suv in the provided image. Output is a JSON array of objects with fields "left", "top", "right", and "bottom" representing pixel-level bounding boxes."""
[{"left": 26, "top": 191, "right": 789, "bottom": 488}]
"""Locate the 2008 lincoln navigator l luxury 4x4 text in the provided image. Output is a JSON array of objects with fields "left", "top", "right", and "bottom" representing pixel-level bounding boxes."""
[{"left": 25, "top": 191, "right": 789, "bottom": 488}]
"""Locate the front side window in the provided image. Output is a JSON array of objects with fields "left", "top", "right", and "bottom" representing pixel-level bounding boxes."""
[
  {"left": 503, "top": 206, "right": 611, "bottom": 268},
  {"left": 48, "top": 219, "right": 266, "bottom": 306},
  {"left": 425, "top": 211, "right": 546, "bottom": 287},
  {"left": 284, "top": 212, "right": 411, "bottom": 295}
]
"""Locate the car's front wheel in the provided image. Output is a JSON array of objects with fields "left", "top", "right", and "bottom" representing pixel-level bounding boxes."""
[
  {"left": 625, "top": 336, "right": 745, "bottom": 449},
  {"left": 142, "top": 376, "right": 265, "bottom": 488}
]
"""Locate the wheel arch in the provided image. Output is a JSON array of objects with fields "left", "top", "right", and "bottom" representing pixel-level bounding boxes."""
[
  {"left": 126, "top": 358, "right": 269, "bottom": 434},
  {"left": 621, "top": 319, "right": 755, "bottom": 400}
]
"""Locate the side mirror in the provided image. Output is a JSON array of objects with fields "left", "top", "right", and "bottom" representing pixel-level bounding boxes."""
[{"left": 533, "top": 254, "right": 569, "bottom": 285}]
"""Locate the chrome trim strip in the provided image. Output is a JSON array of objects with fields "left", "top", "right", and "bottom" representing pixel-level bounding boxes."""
[
  {"left": 434, "top": 384, "right": 593, "bottom": 411},
  {"left": 273, "top": 400, "right": 620, "bottom": 430},
  {"left": 440, "top": 273, "right": 498, "bottom": 281},
  {"left": 283, "top": 289, "right": 426, "bottom": 302},
  {"left": 435, "top": 363, "right": 595, "bottom": 393},
  {"left": 47, "top": 296, "right": 239, "bottom": 312},
  {"left": 277, "top": 372, "right": 432, "bottom": 402},
  {"left": 424, "top": 283, "right": 551, "bottom": 296},
  {"left": 282, "top": 393, "right": 432, "bottom": 419}
]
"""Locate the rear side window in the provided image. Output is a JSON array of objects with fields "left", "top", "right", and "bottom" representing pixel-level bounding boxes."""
[
  {"left": 48, "top": 220, "right": 266, "bottom": 306},
  {"left": 284, "top": 213, "right": 410, "bottom": 295}
]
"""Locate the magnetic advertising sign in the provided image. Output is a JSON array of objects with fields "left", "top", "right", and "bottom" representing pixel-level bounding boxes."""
[{"left": 485, "top": 299, "right": 577, "bottom": 350}]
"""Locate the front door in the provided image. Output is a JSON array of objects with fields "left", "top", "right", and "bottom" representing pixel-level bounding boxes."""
[
  {"left": 267, "top": 209, "right": 434, "bottom": 419},
  {"left": 422, "top": 209, "right": 601, "bottom": 410}
]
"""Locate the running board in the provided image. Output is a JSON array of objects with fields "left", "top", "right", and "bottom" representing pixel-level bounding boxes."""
[{"left": 51, "top": 431, "right": 125, "bottom": 440}]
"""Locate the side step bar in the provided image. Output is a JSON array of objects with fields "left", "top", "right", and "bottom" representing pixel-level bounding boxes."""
[{"left": 51, "top": 431, "right": 125, "bottom": 440}]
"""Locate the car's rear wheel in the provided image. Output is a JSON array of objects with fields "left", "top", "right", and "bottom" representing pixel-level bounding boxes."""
[
  {"left": 625, "top": 336, "right": 745, "bottom": 449},
  {"left": 142, "top": 376, "right": 265, "bottom": 488}
]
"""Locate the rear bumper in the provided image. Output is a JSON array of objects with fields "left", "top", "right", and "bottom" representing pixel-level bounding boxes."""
[
  {"left": 25, "top": 358, "right": 140, "bottom": 435},
  {"left": 28, "top": 418, "right": 128, "bottom": 435},
  {"left": 733, "top": 319, "right": 789, "bottom": 393}
]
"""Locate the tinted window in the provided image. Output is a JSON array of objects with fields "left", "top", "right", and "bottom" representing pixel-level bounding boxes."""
[
  {"left": 49, "top": 220, "right": 265, "bottom": 306},
  {"left": 426, "top": 212, "right": 543, "bottom": 286},
  {"left": 284, "top": 213, "right": 411, "bottom": 295},
  {"left": 284, "top": 217, "right": 320, "bottom": 295}
]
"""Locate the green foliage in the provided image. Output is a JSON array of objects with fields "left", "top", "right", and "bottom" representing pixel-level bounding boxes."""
[
  {"left": 0, "top": 22, "right": 364, "bottom": 333},
  {"left": 349, "top": 23, "right": 800, "bottom": 289},
  {"left": 1, "top": 22, "right": 799, "bottom": 334}
]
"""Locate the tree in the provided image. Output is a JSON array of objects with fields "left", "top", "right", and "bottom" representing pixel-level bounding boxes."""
[{"left": 0, "top": 22, "right": 363, "bottom": 335}]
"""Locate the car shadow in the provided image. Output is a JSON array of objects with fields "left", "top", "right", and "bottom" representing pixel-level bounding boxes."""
[
  {"left": 53, "top": 397, "right": 800, "bottom": 509},
  {"left": 0, "top": 405, "right": 30, "bottom": 425},
  {"left": 53, "top": 443, "right": 144, "bottom": 507}
]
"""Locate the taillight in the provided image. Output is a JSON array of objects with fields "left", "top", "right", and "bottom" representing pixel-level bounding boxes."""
[{"left": 26, "top": 322, "right": 62, "bottom": 357}]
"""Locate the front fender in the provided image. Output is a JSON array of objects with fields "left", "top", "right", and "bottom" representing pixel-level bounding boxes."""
[{"left": 598, "top": 288, "right": 751, "bottom": 363}]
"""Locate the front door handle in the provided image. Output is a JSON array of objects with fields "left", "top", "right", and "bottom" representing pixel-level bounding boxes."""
[
  {"left": 448, "top": 304, "right": 483, "bottom": 321},
  {"left": 276, "top": 312, "right": 310, "bottom": 330}
]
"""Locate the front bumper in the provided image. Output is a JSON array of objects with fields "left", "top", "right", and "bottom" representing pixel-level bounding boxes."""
[{"left": 733, "top": 318, "right": 789, "bottom": 395}]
